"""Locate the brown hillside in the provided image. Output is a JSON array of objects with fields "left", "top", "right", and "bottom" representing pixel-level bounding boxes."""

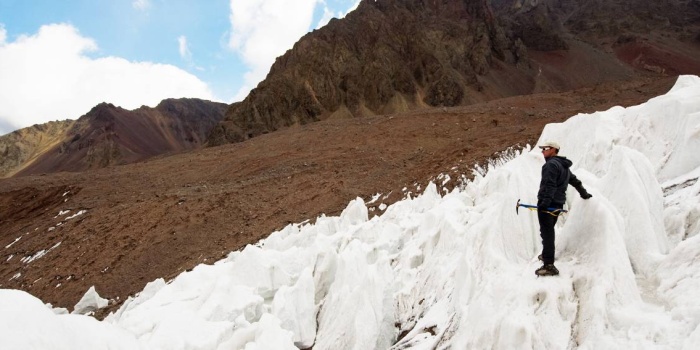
[{"left": 0, "top": 76, "right": 675, "bottom": 313}]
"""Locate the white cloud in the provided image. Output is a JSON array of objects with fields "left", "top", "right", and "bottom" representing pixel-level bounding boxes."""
[
  {"left": 132, "top": 0, "right": 151, "bottom": 10},
  {"left": 228, "top": 0, "right": 363, "bottom": 102},
  {"left": 178, "top": 35, "right": 191, "bottom": 60},
  {"left": 315, "top": 0, "right": 360, "bottom": 29},
  {"left": 315, "top": 6, "right": 335, "bottom": 29},
  {"left": 344, "top": 0, "right": 361, "bottom": 16},
  {"left": 0, "top": 24, "right": 216, "bottom": 134},
  {"left": 228, "top": 0, "right": 322, "bottom": 101},
  {"left": 0, "top": 24, "right": 6, "bottom": 44}
]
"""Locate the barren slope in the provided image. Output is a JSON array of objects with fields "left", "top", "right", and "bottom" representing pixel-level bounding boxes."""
[{"left": 0, "top": 76, "right": 675, "bottom": 314}]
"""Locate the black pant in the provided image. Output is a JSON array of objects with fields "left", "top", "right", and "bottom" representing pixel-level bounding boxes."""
[{"left": 538, "top": 204, "right": 563, "bottom": 265}]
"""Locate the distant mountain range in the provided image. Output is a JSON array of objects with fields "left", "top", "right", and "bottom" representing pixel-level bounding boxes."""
[{"left": 0, "top": 98, "right": 227, "bottom": 177}]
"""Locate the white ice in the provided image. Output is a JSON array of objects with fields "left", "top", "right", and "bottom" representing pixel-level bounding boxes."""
[{"left": 2, "top": 75, "right": 700, "bottom": 349}]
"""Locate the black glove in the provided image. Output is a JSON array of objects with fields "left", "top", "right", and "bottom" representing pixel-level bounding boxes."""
[
  {"left": 537, "top": 199, "right": 550, "bottom": 211},
  {"left": 581, "top": 192, "right": 592, "bottom": 199}
]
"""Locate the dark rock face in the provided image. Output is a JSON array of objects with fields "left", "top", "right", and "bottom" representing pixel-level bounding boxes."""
[
  {"left": 494, "top": 0, "right": 699, "bottom": 41},
  {"left": 209, "top": 0, "right": 526, "bottom": 145},
  {"left": 1, "top": 99, "right": 228, "bottom": 177},
  {"left": 209, "top": 0, "right": 700, "bottom": 145}
]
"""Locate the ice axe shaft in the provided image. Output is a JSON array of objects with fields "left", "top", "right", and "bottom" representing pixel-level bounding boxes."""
[{"left": 516, "top": 199, "right": 568, "bottom": 216}]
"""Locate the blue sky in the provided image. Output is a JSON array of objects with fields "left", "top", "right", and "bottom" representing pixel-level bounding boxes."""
[{"left": 0, "top": 0, "right": 360, "bottom": 135}]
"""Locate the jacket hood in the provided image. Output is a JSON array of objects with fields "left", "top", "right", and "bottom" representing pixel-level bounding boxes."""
[{"left": 549, "top": 155, "right": 573, "bottom": 168}]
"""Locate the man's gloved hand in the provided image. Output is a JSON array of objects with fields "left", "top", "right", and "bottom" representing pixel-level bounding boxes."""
[
  {"left": 581, "top": 192, "right": 592, "bottom": 199},
  {"left": 537, "top": 200, "right": 550, "bottom": 211}
]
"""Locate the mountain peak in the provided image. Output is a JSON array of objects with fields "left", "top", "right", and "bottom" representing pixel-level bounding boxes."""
[{"left": 207, "top": 0, "right": 700, "bottom": 146}]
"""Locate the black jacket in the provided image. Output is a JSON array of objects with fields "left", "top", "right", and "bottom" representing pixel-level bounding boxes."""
[{"left": 537, "top": 156, "right": 587, "bottom": 207}]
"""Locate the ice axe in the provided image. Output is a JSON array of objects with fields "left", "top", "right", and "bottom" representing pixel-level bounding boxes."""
[{"left": 516, "top": 199, "right": 568, "bottom": 216}]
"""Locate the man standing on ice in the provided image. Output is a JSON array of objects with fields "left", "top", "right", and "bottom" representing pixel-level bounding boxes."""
[{"left": 536, "top": 141, "right": 592, "bottom": 276}]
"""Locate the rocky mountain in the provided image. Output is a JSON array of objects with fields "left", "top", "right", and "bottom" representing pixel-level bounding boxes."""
[
  {"left": 0, "top": 120, "right": 75, "bottom": 178},
  {"left": 208, "top": 0, "right": 700, "bottom": 145},
  {"left": 0, "top": 98, "right": 228, "bottom": 178}
]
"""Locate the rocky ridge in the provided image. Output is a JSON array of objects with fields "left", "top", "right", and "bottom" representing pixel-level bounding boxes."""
[
  {"left": 208, "top": 0, "right": 700, "bottom": 145},
  {"left": 0, "top": 98, "right": 228, "bottom": 177}
]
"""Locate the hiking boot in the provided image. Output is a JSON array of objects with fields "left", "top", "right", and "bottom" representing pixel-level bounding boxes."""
[{"left": 535, "top": 264, "right": 559, "bottom": 276}]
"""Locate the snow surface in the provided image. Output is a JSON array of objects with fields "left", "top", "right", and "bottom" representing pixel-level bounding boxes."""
[
  {"left": 73, "top": 286, "right": 109, "bottom": 316},
  {"left": 2, "top": 75, "right": 700, "bottom": 349}
]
